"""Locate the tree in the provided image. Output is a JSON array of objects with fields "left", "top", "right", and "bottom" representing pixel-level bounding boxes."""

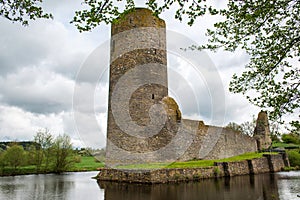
[
  {"left": 4, "top": 145, "right": 26, "bottom": 173},
  {"left": 71, "top": 0, "right": 217, "bottom": 32},
  {"left": 226, "top": 122, "right": 242, "bottom": 133},
  {"left": 239, "top": 115, "right": 260, "bottom": 137},
  {"left": 33, "top": 128, "right": 53, "bottom": 172},
  {"left": 26, "top": 144, "right": 37, "bottom": 165},
  {"left": 207, "top": 0, "right": 299, "bottom": 132},
  {"left": 51, "top": 134, "right": 74, "bottom": 173},
  {"left": 0, "top": 0, "right": 52, "bottom": 25},
  {"left": 0, "top": 150, "right": 6, "bottom": 173},
  {"left": 226, "top": 119, "right": 256, "bottom": 136}
]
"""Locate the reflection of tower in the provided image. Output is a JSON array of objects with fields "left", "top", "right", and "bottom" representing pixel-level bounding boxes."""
[{"left": 106, "top": 8, "right": 169, "bottom": 165}]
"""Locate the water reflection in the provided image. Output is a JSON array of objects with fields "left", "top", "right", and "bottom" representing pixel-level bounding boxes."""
[
  {"left": 0, "top": 172, "right": 103, "bottom": 200},
  {"left": 0, "top": 171, "right": 299, "bottom": 200},
  {"left": 98, "top": 172, "right": 300, "bottom": 200}
]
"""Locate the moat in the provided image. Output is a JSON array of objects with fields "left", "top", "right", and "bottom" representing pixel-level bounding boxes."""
[{"left": 0, "top": 171, "right": 299, "bottom": 200}]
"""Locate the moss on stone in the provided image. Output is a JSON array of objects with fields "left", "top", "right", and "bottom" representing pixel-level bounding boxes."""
[
  {"left": 111, "top": 8, "right": 165, "bottom": 35},
  {"left": 112, "top": 8, "right": 162, "bottom": 24}
]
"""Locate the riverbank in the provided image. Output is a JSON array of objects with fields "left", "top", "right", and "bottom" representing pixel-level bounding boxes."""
[
  {"left": 96, "top": 153, "right": 291, "bottom": 183},
  {"left": 0, "top": 156, "right": 104, "bottom": 176}
]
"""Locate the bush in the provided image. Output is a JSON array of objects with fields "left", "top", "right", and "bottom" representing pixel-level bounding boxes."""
[
  {"left": 74, "top": 155, "right": 82, "bottom": 163},
  {"left": 282, "top": 134, "right": 300, "bottom": 144},
  {"left": 4, "top": 145, "right": 26, "bottom": 168},
  {"left": 287, "top": 150, "right": 300, "bottom": 167},
  {"left": 94, "top": 156, "right": 104, "bottom": 163},
  {"left": 0, "top": 152, "right": 6, "bottom": 169}
]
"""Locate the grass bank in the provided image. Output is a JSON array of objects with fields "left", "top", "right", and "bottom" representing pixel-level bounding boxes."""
[
  {"left": 71, "top": 156, "right": 105, "bottom": 171},
  {"left": 116, "top": 152, "right": 276, "bottom": 169}
]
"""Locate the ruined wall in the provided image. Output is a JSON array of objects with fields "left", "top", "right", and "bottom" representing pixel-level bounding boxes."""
[
  {"left": 97, "top": 154, "right": 289, "bottom": 183},
  {"left": 203, "top": 127, "right": 258, "bottom": 160},
  {"left": 177, "top": 120, "right": 258, "bottom": 161},
  {"left": 254, "top": 111, "right": 272, "bottom": 150}
]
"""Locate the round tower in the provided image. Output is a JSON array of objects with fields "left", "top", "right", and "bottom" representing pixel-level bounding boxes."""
[{"left": 106, "top": 8, "right": 171, "bottom": 165}]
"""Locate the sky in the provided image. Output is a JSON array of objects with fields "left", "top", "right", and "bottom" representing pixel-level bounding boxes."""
[{"left": 0, "top": 0, "right": 262, "bottom": 149}]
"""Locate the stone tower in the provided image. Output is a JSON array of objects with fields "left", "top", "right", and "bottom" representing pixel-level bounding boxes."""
[{"left": 106, "top": 8, "right": 173, "bottom": 166}]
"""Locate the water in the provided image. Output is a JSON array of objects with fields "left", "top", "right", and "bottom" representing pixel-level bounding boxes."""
[
  {"left": 0, "top": 172, "right": 103, "bottom": 200},
  {"left": 0, "top": 171, "right": 299, "bottom": 200}
]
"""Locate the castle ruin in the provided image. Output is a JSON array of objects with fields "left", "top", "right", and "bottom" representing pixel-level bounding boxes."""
[{"left": 105, "top": 8, "right": 272, "bottom": 167}]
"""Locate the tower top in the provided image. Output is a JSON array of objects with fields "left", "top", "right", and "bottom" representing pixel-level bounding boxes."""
[{"left": 111, "top": 8, "right": 165, "bottom": 35}]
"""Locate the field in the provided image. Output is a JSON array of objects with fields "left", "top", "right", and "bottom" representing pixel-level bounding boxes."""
[{"left": 71, "top": 156, "right": 105, "bottom": 171}]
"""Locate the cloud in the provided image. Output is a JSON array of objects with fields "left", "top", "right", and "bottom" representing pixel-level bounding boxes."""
[
  {"left": 0, "top": 67, "right": 74, "bottom": 113},
  {"left": 0, "top": 19, "right": 100, "bottom": 79},
  {"left": 0, "top": 105, "right": 65, "bottom": 141},
  {"left": 0, "top": 1, "right": 266, "bottom": 149}
]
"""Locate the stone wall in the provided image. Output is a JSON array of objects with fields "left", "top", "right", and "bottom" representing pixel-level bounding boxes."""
[
  {"left": 177, "top": 120, "right": 258, "bottom": 161},
  {"left": 97, "top": 167, "right": 220, "bottom": 183},
  {"left": 250, "top": 157, "right": 270, "bottom": 174},
  {"left": 202, "top": 127, "right": 257, "bottom": 160},
  {"left": 264, "top": 154, "right": 286, "bottom": 172},
  {"left": 97, "top": 154, "right": 289, "bottom": 183}
]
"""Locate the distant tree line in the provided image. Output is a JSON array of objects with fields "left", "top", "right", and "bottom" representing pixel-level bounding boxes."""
[{"left": 0, "top": 129, "right": 75, "bottom": 174}]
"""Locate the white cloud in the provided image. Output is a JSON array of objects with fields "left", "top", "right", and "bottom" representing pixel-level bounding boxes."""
[{"left": 0, "top": 105, "right": 64, "bottom": 141}]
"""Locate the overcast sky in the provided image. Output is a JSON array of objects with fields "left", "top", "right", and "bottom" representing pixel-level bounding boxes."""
[{"left": 0, "top": 0, "right": 261, "bottom": 148}]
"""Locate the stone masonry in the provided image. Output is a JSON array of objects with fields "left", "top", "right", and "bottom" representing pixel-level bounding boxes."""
[
  {"left": 254, "top": 111, "right": 273, "bottom": 150},
  {"left": 105, "top": 8, "right": 272, "bottom": 166}
]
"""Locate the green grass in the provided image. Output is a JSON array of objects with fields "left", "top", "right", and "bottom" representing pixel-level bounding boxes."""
[
  {"left": 117, "top": 152, "right": 274, "bottom": 169},
  {"left": 0, "top": 165, "right": 36, "bottom": 176},
  {"left": 71, "top": 156, "right": 104, "bottom": 171},
  {"left": 272, "top": 142, "right": 300, "bottom": 148}
]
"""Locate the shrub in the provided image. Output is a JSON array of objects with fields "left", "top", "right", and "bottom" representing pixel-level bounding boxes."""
[
  {"left": 287, "top": 150, "right": 300, "bottom": 167},
  {"left": 4, "top": 145, "right": 26, "bottom": 170},
  {"left": 0, "top": 152, "right": 6, "bottom": 169},
  {"left": 282, "top": 134, "right": 300, "bottom": 144},
  {"left": 94, "top": 155, "right": 105, "bottom": 163},
  {"left": 74, "top": 155, "right": 82, "bottom": 163}
]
